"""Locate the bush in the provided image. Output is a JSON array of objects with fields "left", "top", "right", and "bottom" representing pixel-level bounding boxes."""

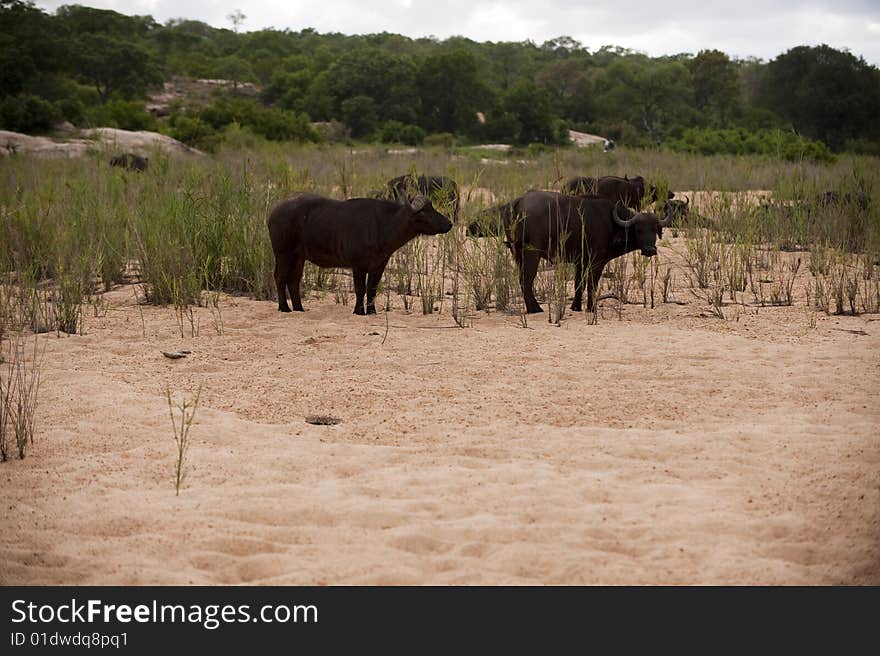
[
  {"left": 168, "top": 114, "right": 221, "bottom": 152},
  {"left": 526, "top": 142, "right": 556, "bottom": 156},
  {"left": 0, "top": 94, "right": 61, "bottom": 134},
  {"left": 378, "top": 120, "right": 426, "bottom": 145},
  {"left": 340, "top": 95, "right": 378, "bottom": 139},
  {"left": 219, "top": 122, "right": 266, "bottom": 150},
  {"left": 194, "top": 98, "right": 319, "bottom": 143},
  {"left": 56, "top": 98, "right": 85, "bottom": 125},
  {"left": 252, "top": 107, "right": 317, "bottom": 142},
  {"left": 84, "top": 99, "right": 157, "bottom": 131},
  {"left": 310, "top": 121, "right": 349, "bottom": 143},
  {"left": 424, "top": 132, "right": 456, "bottom": 148},
  {"left": 667, "top": 127, "right": 835, "bottom": 163}
]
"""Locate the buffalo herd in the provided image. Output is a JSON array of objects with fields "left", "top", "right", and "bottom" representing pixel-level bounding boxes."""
[{"left": 268, "top": 172, "right": 689, "bottom": 316}]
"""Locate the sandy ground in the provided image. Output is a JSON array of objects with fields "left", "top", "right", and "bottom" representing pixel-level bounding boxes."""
[{"left": 1, "top": 235, "right": 878, "bottom": 585}]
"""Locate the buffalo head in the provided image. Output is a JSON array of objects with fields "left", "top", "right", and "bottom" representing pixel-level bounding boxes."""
[
  {"left": 612, "top": 202, "right": 674, "bottom": 256},
  {"left": 407, "top": 194, "right": 453, "bottom": 235},
  {"left": 662, "top": 195, "right": 690, "bottom": 222}
]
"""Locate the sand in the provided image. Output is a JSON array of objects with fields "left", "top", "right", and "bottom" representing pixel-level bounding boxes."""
[{"left": 1, "top": 234, "right": 878, "bottom": 585}]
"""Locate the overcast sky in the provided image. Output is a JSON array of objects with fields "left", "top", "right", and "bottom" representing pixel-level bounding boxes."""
[{"left": 34, "top": 0, "right": 880, "bottom": 65}]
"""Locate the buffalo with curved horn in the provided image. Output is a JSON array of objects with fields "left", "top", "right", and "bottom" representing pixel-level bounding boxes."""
[{"left": 501, "top": 191, "right": 674, "bottom": 313}]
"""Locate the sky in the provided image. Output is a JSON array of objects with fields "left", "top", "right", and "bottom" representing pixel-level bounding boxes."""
[{"left": 33, "top": 0, "right": 880, "bottom": 65}]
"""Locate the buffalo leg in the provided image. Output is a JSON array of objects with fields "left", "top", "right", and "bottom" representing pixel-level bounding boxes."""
[
  {"left": 585, "top": 263, "right": 604, "bottom": 312},
  {"left": 518, "top": 249, "right": 543, "bottom": 314},
  {"left": 286, "top": 257, "right": 306, "bottom": 312},
  {"left": 352, "top": 268, "right": 368, "bottom": 315},
  {"left": 571, "top": 258, "right": 585, "bottom": 312},
  {"left": 365, "top": 262, "right": 388, "bottom": 314},
  {"left": 275, "top": 259, "right": 292, "bottom": 312}
]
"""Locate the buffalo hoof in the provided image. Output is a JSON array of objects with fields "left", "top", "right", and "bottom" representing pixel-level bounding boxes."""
[
  {"left": 525, "top": 306, "right": 543, "bottom": 314},
  {"left": 570, "top": 303, "right": 582, "bottom": 312},
  {"left": 278, "top": 306, "right": 292, "bottom": 313},
  {"left": 353, "top": 307, "right": 366, "bottom": 315},
  {"left": 366, "top": 306, "right": 377, "bottom": 315}
]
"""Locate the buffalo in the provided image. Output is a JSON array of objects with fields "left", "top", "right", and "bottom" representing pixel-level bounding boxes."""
[
  {"left": 109, "top": 153, "right": 148, "bottom": 171},
  {"left": 267, "top": 193, "right": 453, "bottom": 315},
  {"left": 467, "top": 201, "right": 514, "bottom": 238},
  {"left": 661, "top": 196, "right": 691, "bottom": 224},
  {"left": 500, "top": 191, "right": 674, "bottom": 313},
  {"left": 376, "top": 174, "right": 460, "bottom": 222},
  {"left": 562, "top": 175, "right": 672, "bottom": 209}
]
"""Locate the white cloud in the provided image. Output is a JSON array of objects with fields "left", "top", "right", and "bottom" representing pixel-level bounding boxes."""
[{"left": 463, "top": 2, "right": 546, "bottom": 42}]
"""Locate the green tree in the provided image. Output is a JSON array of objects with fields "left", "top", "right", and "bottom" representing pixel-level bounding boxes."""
[
  {"left": 595, "top": 56, "right": 694, "bottom": 142},
  {"left": 55, "top": 4, "right": 159, "bottom": 37},
  {"left": 302, "top": 71, "right": 333, "bottom": 121},
  {"left": 502, "top": 80, "right": 564, "bottom": 145},
  {"left": 758, "top": 44, "right": 880, "bottom": 149},
  {"left": 536, "top": 57, "right": 594, "bottom": 123},
  {"left": 418, "top": 49, "right": 491, "bottom": 135},
  {"left": 328, "top": 48, "right": 418, "bottom": 125},
  {"left": 340, "top": 95, "right": 378, "bottom": 138},
  {"left": 0, "top": 1, "right": 65, "bottom": 97},
  {"left": 71, "top": 33, "right": 163, "bottom": 103},
  {"left": 489, "top": 41, "right": 538, "bottom": 90},
  {"left": 688, "top": 49, "right": 740, "bottom": 126},
  {"left": 215, "top": 55, "right": 256, "bottom": 91}
]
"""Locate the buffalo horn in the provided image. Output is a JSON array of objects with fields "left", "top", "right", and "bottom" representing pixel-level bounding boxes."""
[
  {"left": 612, "top": 202, "right": 637, "bottom": 228},
  {"left": 658, "top": 204, "right": 675, "bottom": 227}
]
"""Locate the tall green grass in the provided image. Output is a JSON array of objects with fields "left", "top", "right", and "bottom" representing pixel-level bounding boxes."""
[{"left": 0, "top": 145, "right": 878, "bottom": 328}]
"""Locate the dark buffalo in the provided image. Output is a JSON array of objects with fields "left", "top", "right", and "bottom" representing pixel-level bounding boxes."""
[
  {"left": 377, "top": 174, "right": 460, "bottom": 222},
  {"left": 267, "top": 193, "right": 453, "bottom": 315},
  {"left": 661, "top": 196, "right": 690, "bottom": 223},
  {"left": 502, "top": 191, "right": 674, "bottom": 313},
  {"left": 562, "top": 175, "right": 673, "bottom": 209},
  {"left": 109, "top": 153, "right": 148, "bottom": 171},
  {"left": 467, "top": 200, "right": 518, "bottom": 238}
]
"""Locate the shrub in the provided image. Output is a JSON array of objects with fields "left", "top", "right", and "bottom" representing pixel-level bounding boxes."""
[
  {"left": 56, "top": 98, "right": 85, "bottom": 125},
  {"left": 424, "top": 132, "right": 456, "bottom": 148},
  {"left": 219, "top": 122, "right": 266, "bottom": 150},
  {"left": 340, "top": 95, "right": 378, "bottom": 139},
  {"left": 192, "top": 98, "right": 319, "bottom": 143},
  {"left": 0, "top": 94, "right": 61, "bottom": 134},
  {"left": 249, "top": 107, "right": 317, "bottom": 142},
  {"left": 378, "top": 120, "right": 426, "bottom": 145},
  {"left": 667, "top": 127, "right": 835, "bottom": 163},
  {"left": 85, "top": 99, "right": 158, "bottom": 131},
  {"left": 168, "top": 114, "right": 221, "bottom": 152}
]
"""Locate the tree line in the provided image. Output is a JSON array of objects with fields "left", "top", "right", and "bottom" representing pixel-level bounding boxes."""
[{"left": 2, "top": 1, "right": 879, "bottom": 158}]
